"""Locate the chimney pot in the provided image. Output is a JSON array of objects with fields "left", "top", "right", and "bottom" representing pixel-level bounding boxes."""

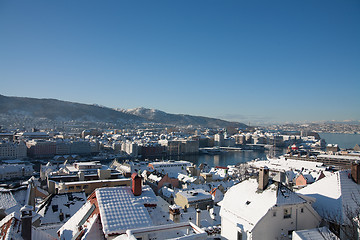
[
  {"left": 20, "top": 205, "right": 32, "bottom": 240},
  {"left": 258, "top": 166, "right": 269, "bottom": 190},
  {"left": 131, "top": 173, "right": 143, "bottom": 196},
  {"left": 196, "top": 208, "right": 201, "bottom": 227}
]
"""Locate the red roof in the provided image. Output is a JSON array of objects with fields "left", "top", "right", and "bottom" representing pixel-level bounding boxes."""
[
  {"left": 131, "top": 172, "right": 142, "bottom": 179},
  {"left": 215, "top": 166, "right": 228, "bottom": 170}
]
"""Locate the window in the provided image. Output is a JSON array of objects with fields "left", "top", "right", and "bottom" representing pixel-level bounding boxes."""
[
  {"left": 284, "top": 208, "right": 291, "bottom": 219},
  {"left": 76, "top": 186, "right": 81, "bottom": 190},
  {"left": 69, "top": 186, "right": 74, "bottom": 190},
  {"left": 237, "top": 231, "right": 242, "bottom": 240},
  {"left": 300, "top": 208, "right": 304, "bottom": 213},
  {"left": 83, "top": 185, "right": 89, "bottom": 189},
  {"left": 273, "top": 211, "right": 276, "bottom": 217}
]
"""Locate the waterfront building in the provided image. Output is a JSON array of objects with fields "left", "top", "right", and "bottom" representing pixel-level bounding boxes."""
[
  {"left": 159, "top": 139, "right": 199, "bottom": 155},
  {"left": 148, "top": 160, "right": 192, "bottom": 173},
  {"left": 0, "top": 140, "right": 27, "bottom": 159},
  {"left": 234, "top": 134, "right": 246, "bottom": 145},
  {"left": 26, "top": 140, "right": 56, "bottom": 158},
  {"left": 214, "top": 133, "right": 224, "bottom": 147},
  {"left": 326, "top": 144, "right": 340, "bottom": 153},
  {"left": 138, "top": 142, "right": 165, "bottom": 158}
]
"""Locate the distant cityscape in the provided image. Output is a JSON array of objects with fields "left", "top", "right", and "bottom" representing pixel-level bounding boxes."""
[
  {"left": 0, "top": 114, "right": 360, "bottom": 239},
  {"left": 0, "top": 96, "right": 359, "bottom": 240}
]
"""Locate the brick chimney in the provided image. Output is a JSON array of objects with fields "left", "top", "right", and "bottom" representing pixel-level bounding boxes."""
[
  {"left": 351, "top": 161, "right": 360, "bottom": 184},
  {"left": 131, "top": 173, "right": 142, "bottom": 196},
  {"left": 258, "top": 166, "right": 269, "bottom": 190},
  {"left": 20, "top": 205, "right": 33, "bottom": 240}
]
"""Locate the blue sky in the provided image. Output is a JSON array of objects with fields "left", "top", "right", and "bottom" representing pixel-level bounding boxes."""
[{"left": 0, "top": 0, "right": 359, "bottom": 124}]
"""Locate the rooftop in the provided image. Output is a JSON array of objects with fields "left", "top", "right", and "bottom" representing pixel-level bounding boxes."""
[
  {"left": 298, "top": 169, "right": 360, "bottom": 224},
  {"left": 219, "top": 178, "right": 306, "bottom": 231}
]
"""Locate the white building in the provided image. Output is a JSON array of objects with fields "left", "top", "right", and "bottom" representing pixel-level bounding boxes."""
[
  {"left": 0, "top": 164, "right": 34, "bottom": 180},
  {"left": 298, "top": 164, "right": 360, "bottom": 239},
  {"left": 0, "top": 140, "right": 27, "bottom": 159},
  {"left": 121, "top": 141, "right": 139, "bottom": 157},
  {"left": 148, "top": 160, "right": 192, "bottom": 175},
  {"left": 219, "top": 168, "right": 321, "bottom": 240}
]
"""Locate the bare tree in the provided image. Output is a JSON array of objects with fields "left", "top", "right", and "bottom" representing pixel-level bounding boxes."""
[{"left": 323, "top": 191, "right": 360, "bottom": 240}]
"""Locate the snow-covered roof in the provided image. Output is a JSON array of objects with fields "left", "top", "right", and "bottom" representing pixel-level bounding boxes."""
[
  {"left": 0, "top": 212, "right": 56, "bottom": 240},
  {"left": 317, "top": 154, "right": 360, "bottom": 161},
  {"left": 178, "top": 173, "right": 197, "bottom": 183},
  {"left": 248, "top": 157, "right": 328, "bottom": 174},
  {"left": 96, "top": 187, "right": 153, "bottom": 236},
  {"left": 37, "top": 192, "right": 86, "bottom": 225},
  {"left": 220, "top": 179, "right": 306, "bottom": 231},
  {"left": 177, "top": 189, "right": 212, "bottom": 202},
  {"left": 160, "top": 186, "right": 175, "bottom": 198},
  {"left": 57, "top": 200, "right": 97, "bottom": 239},
  {"left": 134, "top": 185, "right": 158, "bottom": 206},
  {"left": 292, "top": 226, "right": 339, "bottom": 240},
  {"left": 298, "top": 170, "right": 360, "bottom": 224},
  {"left": 0, "top": 189, "right": 18, "bottom": 210},
  {"left": 148, "top": 173, "right": 162, "bottom": 182},
  {"left": 0, "top": 164, "right": 33, "bottom": 174}
]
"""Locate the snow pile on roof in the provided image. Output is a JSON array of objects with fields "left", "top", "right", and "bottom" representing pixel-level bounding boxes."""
[
  {"left": 220, "top": 179, "right": 306, "bottom": 231},
  {"left": 96, "top": 187, "right": 152, "bottom": 236},
  {"left": 293, "top": 226, "right": 339, "bottom": 240},
  {"left": 298, "top": 170, "right": 360, "bottom": 224}
]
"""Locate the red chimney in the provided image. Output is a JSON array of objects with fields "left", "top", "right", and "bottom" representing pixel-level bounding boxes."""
[
  {"left": 131, "top": 173, "right": 142, "bottom": 196},
  {"left": 351, "top": 162, "right": 360, "bottom": 184}
]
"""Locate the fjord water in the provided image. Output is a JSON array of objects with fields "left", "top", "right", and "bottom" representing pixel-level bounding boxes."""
[
  {"left": 177, "top": 150, "right": 269, "bottom": 167},
  {"left": 319, "top": 132, "right": 360, "bottom": 149}
]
